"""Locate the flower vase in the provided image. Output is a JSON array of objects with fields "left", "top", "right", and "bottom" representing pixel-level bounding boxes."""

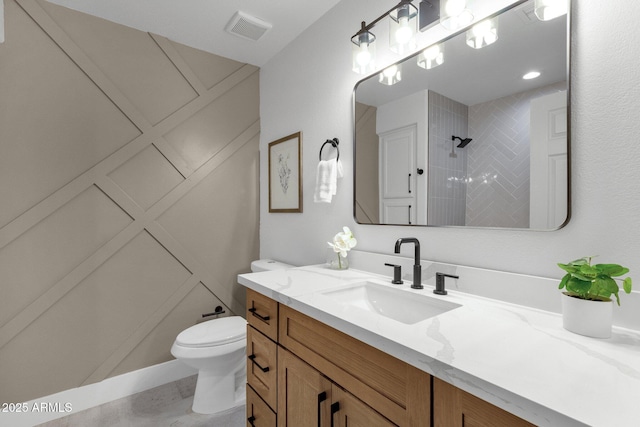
[{"left": 329, "top": 253, "right": 349, "bottom": 270}]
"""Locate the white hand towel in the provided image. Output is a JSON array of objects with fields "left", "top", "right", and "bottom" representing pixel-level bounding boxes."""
[{"left": 314, "top": 159, "right": 343, "bottom": 203}]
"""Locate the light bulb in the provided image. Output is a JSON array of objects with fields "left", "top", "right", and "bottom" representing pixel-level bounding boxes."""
[
  {"left": 383, "top": 65, "right": 398, "bottom": 78},
  {"left": 466, "top": 18, "right": 498, "bottom": 49},
  {"left": 445, "top": 0, "right": 465, "bottom": 16},
  {"left": 356, "top": 45, "right": 372, "bottom": 67},
  {"left": 534, "top": 0, "right": 568, "bottom": 21},
  {"left": 395, "top": 17, "right": 413, "bottom": 45}
]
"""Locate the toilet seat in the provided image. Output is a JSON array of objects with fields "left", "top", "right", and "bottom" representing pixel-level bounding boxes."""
[{"left": 175, "top": 316, "right": 246, "bottom": 348}]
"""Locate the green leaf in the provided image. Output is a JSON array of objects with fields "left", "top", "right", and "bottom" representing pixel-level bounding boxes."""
[
  {"left": 557, "top": 263, "right": 578, "bottom": 274},
  {"left": 571, "top": 272, "right": 591, "bottom": 281},
  {"left": 558, "top": 274, "right": 570, "bottom": 289},
  {"left": 592, "top": 276, "right": 618, "bottom": 298},
  {"left": 623, "top": 277, "right": 633, "bottom": 294},
  {"left": 579, "top": 264, "right": 598, "bottom": 278},
  {"left": 565, "top": 276, "right": 592, "bottom": 297},
  {"left": 594, "top": 264, "right": 629, "bottom": 277}
]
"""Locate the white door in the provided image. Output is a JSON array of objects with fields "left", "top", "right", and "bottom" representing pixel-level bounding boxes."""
[
  {"left": 379, "top": 125, "right": 417, "bottom": 224},
  {"left": 530, "top": 90, "right": 568, "bottom": 229}
]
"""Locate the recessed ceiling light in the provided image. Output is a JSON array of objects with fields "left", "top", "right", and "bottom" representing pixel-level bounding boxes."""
[{"left": 523, "top": 71, "right": 541, "bottom": 80}]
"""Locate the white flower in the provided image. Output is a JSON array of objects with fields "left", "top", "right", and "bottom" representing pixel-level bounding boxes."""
[{"left": 327, "top": 226, "right": 357, "bottom": 257}]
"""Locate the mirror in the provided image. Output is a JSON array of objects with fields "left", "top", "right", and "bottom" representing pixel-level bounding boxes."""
[{"left": 354, "top": 0, "right": 569, "bottom": 229}]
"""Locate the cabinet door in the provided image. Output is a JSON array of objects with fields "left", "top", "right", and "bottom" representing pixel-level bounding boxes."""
[
  {"left": 433, "top": 378, "right": 534, "bottom": 427},
  {"left": 278, "top": 348, "right": 332, "bottom": 427},
  {"left": 332, "top": 387, "right": 397, "bottom": 427}
]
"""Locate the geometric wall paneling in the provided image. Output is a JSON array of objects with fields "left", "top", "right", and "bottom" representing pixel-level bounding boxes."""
[
  {"left": 1, "top": 0, "right": 260, "bottom": 403},
  {"left": 108, "top": 144, "right": 185, "bottom": 211},
  {"left": 0, "top": 230, "right": 192, "bottom": 402},
  {"left": 157, "top": 132, "right": 260, "bottom": 312},
  {"left": 0, "top": 0, "right": 141, "bottom": 229},
  {"left": 162, "top": 73, "right": 260, "bottom": 171},
  {"left": 167, "top": 38, "right": 247, "bottom": 90},
  {"left": 37, "top": 0, "right": 200, "bottom": 126},
  {"left": 0, "top": 185, "right": 132, "bottom": 329},
  {"left": 108, "top": 283, "right": 224, "bottom": 378}
]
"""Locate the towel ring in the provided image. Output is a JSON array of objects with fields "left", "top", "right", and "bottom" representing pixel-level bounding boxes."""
[{"left": 319, "top": 138, "right": 340, "bottom": 161}]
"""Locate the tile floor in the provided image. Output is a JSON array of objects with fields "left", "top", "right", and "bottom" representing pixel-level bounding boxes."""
[{"left": 37, "top": 376, "right": 245, "bottom": 427}]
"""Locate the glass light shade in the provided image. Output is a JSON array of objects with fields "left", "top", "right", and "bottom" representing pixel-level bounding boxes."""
[
  {"left": 379, "top": 64, "right": 402, "bottom": 86},
  {"left": 351, "top": 30, "right": 376, "bottom": 75},
  {"left": 417, "top": 44, "right": 444, "bottom": 69},
  {"left": 389, "top": 3, "right": 418, "bottom": 55},
  {"left": 534, "top": 0, "right": 568, "bottom": 21},
  {"left": 440, "top": 0, "right": 473, "bottom": 31},
  {"left": 466, "top": 17, "right": 498, "bottom": 49}
]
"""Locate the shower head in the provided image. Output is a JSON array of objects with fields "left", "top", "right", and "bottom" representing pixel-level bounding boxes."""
[{"left": 452, "top": 135, "right": 473, "bottom": 148}]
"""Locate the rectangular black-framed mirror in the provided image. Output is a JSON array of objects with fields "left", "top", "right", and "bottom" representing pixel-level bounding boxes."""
[{"left": 354, "top": 0, "right": 570, "bottom": 230}]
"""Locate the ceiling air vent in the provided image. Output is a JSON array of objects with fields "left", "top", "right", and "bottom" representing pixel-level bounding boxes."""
[{"left": 225, "top": 11, "right": 272, "bottom": 42}]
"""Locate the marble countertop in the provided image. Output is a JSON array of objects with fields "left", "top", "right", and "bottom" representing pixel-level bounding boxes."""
[{"left": 238, "top": 265, "right": 640, "bottom": 427}]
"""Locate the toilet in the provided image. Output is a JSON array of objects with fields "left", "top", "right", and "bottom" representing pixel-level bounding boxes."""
[{"left": 171, "top": 259, "right": 292, "bottom": 414}]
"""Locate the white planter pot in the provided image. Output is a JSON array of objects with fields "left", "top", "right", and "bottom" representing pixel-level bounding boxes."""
[{"left": 561, "top": 292, "right": 613, "bottom": 338}]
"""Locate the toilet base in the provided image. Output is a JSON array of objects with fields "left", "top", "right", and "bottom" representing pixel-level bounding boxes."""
[{"left": 191, "top": 364, "right": 246, "bottom": 414}]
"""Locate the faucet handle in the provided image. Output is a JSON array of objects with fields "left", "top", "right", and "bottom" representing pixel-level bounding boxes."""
[
  {"left": 384, "top": 263, "right": 404, "bottom": 284},
  {"left": 434, "top": 273, "right": 459, "bottom": 295}
]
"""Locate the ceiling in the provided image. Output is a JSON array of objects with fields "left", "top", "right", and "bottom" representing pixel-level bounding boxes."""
[{"left": 46, "top": 0, "right": 344, "bottom": 67}]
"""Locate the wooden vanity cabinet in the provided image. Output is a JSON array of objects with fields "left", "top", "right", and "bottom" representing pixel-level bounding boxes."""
[
  {"left": 245, "top": 288, "right": 534, "bottom": 427},
  {"left": 433, "top": 377, "right": 534, "bottom": 427}
]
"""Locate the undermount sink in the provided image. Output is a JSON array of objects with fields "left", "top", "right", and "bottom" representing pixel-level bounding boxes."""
[{"left": 319, "top": 281, "right": 461, "bottom": 325}]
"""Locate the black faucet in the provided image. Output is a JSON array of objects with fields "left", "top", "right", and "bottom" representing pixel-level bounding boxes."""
[
  {"left": 394, "top": 238, "right": 422, "bottom": 289},
  {"left": 434, "top": 273, "right": 459, "bottom": 295}
]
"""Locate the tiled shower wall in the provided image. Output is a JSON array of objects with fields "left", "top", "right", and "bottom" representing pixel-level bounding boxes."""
[
  {"left": 428, "top": 91, "right": 468, "bottom": 226},
  {"left": 466, "top": 81, "right": 567, "bottom": 227},
  {"left": 0, "top": 0, "right": 259, "bottom": 403}
]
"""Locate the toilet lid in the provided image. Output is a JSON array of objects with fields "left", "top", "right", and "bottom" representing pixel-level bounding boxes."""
[{"left": 176, "top": 316, "right": 246, "bottom": 348}]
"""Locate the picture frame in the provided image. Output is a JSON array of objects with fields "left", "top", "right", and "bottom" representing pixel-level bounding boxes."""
[{"left": 268, "top": 132, "right": 302, "bottom": 213}]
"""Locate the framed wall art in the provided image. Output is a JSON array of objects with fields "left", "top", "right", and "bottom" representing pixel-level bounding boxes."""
[{"left": 268, "top": 132, "right": 302, "bottom": 213}]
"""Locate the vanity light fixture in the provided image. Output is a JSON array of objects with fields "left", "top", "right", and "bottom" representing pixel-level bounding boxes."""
[
  {"left": 379, "top": 64, "right": 402, "bottom": 85},
  {"left": 417, "top": 43, "right": 444, "bottom": 69},
  {"left": 352, "top": 25, "right": 377, "bottom": 75},
  {"left": 440, "top": 0, "right": 473, "bottom": 31},
  {"left": 351, "top": 0, "right": 440, "bottom": 75},
  {"left": 523, "top": 71, "right": 541, "bottom": 79},
  {"left": 389, "top": 2, "right": 418, "bottom": 55},
  {"left": 466, "top": 17, "right": 498, "bottom": 49},
  {"left": 534, "top": 0, "right": 568, "bottom": 21}
]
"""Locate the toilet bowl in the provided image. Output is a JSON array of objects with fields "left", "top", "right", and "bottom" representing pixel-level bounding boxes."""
[
  {"left": 171, "top": 316, "right": 247, "bottom": 414},
  {"left": 171, "top": 259, "right": 293, "bottom": 414}
]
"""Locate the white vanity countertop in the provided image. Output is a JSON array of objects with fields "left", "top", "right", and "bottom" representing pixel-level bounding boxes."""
[{"left": 238, "top": 265, "right": 640, "bottom": 427}]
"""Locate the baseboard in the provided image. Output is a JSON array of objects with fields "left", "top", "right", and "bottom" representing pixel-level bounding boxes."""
[{"left": 0, "top": 359, "right": 196, "bottom": 427}]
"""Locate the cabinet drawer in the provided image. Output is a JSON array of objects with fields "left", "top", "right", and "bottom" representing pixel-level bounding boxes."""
[
  {"left": 279, "top": 305, "right": 430, "bottom": 426},
  {"left": 247, "top": 288, "right": 279, "bottom": 341},
  {"left": 247, "top": 384, "right": 276, "bottom": 427},
  {"left": 247, "top": 325, "right": 278, "bottom": 410}
]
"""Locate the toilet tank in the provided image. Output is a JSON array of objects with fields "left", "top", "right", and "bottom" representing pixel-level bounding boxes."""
[{"left": 250, "top": 259, "right": 294, "bottom": 272}]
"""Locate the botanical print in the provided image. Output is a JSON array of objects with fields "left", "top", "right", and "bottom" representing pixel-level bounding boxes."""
[{"left": 278, "top": 153, "right": 291, "bottom": 194}]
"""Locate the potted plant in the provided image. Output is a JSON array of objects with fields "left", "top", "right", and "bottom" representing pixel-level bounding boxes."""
[{"left": 557, "top": 256, "right": 632, "bottom": 338}]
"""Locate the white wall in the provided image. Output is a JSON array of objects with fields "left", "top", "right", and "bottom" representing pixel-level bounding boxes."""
[{"left": 259, "top": 0, "right": 640, "bottom": 290}]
